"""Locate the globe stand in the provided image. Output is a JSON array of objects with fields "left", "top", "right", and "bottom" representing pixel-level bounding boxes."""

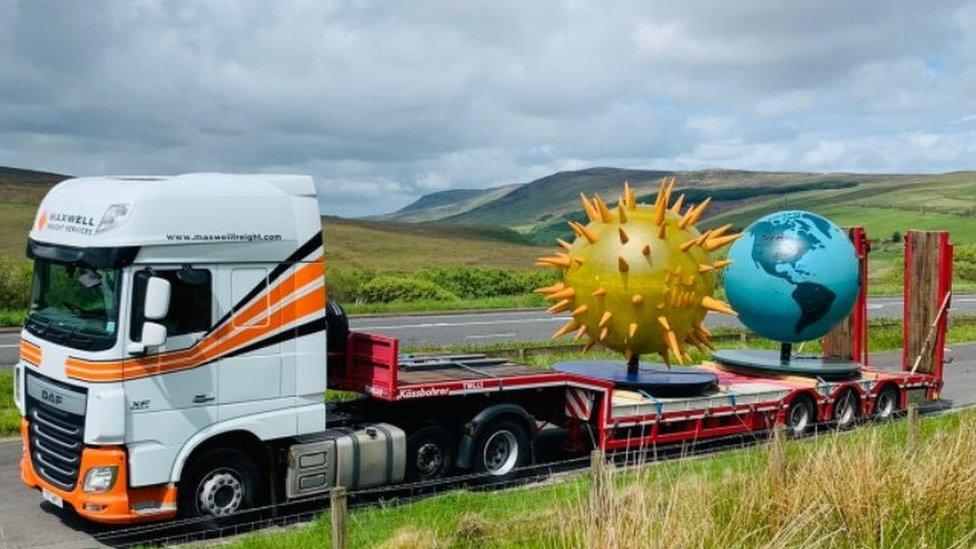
[
  {"left": 711, "top": 347, "right": 860, "bottom": 381},
  {"left": 627, "top": 353, "right": 640, "bottom": 375},
  {"left": 553, "top": 357, "right": 719, "bottom": 398},
  {"left": 780, "top": 343, "right": 792, "bottom": 364}
]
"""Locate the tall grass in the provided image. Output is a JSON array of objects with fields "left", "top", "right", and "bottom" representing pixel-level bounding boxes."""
[{"left": 553, "top": 416, "right": 976, "bottom": 548}]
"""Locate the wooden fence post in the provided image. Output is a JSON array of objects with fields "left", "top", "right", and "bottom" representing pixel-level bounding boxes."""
[
  {"left": 906, "top": 404, "right": 919, "bottom": 455},
  {"left": 589, "top": 449, "right": 608, "bottom": 546},
  {"left": 769, "top": 424, "right": 787, "bottom": 489},
  {"left": 331, "top": 486, "right": 348, "bottom": 549}
]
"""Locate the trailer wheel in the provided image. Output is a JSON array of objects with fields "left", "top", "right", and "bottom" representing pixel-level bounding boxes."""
[
  {"left": 832, "top": 389, "right": 860, "bottom": 430},
  {"left": 406, "top": 425, "right": 454, "bottom": 482},
  {"left": 785, "top": 395, "right": 815, "bottom": 437},
  {"left": 180, "top": 448, "right": 261, "bottom": 518},
  {"left": 874, "top": 385, "right": 900, "bottom": 420},
  {"left": 472, "top": 419, "right": 530, "bottom": 478}
]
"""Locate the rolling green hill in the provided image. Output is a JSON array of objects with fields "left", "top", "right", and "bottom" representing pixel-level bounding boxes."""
[
  {"left": 377, "top": 183, "right": 521, "bottom": 223},
  {"left": 386, "top": 168, "right": 976, "bottom": 249}
]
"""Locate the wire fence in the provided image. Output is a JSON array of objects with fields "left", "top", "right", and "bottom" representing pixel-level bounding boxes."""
[{"left": 93, "top": 400, "right": 967, "bottom": 548}]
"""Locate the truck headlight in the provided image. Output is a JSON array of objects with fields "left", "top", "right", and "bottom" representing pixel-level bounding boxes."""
[{"left": 83, "top": 466, "right": 118, "bottom": 493}]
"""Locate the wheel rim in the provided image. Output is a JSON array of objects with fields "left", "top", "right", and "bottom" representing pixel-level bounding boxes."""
[
  {"left": 196, "top": 469, "right": 244, "bottom": 517},
  {"left": 836, "top": 393, "right": 856, "bottom": 426},
  {"left": 483, "top": 430, "right": 519, "bottom": 476},
  {"left": 876, "top": 391, "right": 895, "bottom": 418},
  {"left": 789, "top": 402, "right": 810, "bottom": 433},
  {"left": 415, "top": 442, "right": 445, "bottom": 478}
]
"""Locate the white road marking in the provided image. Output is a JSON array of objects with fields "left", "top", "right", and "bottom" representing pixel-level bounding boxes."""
[
  {"left": 356, "top": 317, "right": 569, "bottom": 331},
  {"left": 351, "top": 311, "right": 544, "bottom": 324}
]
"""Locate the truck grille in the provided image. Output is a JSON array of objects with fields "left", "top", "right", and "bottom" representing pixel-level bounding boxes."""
[{"left": 25, "top": 373, "right": 86, "bottom": 491}]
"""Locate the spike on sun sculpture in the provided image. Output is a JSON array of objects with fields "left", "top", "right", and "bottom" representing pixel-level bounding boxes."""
[{"left": 536, "top": 178, "right": 740, "bottom": 370}]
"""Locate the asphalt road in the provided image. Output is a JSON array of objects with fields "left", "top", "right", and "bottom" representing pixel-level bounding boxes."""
[{"left": 2, "top": 343, "right": 975, "bottom": 548}]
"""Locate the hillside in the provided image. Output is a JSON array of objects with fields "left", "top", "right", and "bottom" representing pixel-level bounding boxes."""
[
  {"left": 378, "top": 183, "right": 521, "bottom": 223},
  {"left": 321, "top": 217, "right": 549, "bottom": 270},
  {"left": 0, "top": 167, "right": 68, "bottom": 258},
  {"left": 384, "top": 168, "right": 976, "bottom": 247}
]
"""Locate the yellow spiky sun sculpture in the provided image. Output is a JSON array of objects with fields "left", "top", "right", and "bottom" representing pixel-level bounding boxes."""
[{"left": 536, "top": 178, "right": 740, "bottom": 365}]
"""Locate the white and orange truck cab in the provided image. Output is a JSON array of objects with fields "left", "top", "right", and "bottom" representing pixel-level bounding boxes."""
[{"left": 14, "top": 174, "right": 367, "bottom": 522}]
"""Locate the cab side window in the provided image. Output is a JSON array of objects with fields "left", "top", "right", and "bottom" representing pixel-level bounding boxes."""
[{"left": 131, "top": 268, "right": 212, "bottom": 341}]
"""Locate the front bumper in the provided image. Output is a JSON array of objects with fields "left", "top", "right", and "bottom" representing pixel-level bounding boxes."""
[{"left": 20, "top": 420, "right": 177, "bottom": 524}]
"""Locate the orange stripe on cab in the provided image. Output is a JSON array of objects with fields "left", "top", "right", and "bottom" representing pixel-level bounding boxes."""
[
  {"left": 65, "top": 259, "right": 327, "bottom": 383},
  {"left": 20, "top": 340, "right": 41, "bottom": 367}
]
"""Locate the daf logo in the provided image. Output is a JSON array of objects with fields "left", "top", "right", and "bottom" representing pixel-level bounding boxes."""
[{"left": 40, "top": 389, "right": 63, "bottom": 406}]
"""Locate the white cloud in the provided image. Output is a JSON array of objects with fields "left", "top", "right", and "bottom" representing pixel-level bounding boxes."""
[
  {"left": 802, "top": 141, "right": 847, "bottom": 169},
  {"left": 0, "top": 0, "right": 974, "bottom": 216}
]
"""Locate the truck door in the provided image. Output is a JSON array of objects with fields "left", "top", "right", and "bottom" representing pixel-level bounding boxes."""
[
  {"left": 124, "top": 266, "right": 218, "bottom": 486},
  {"left": 217, "top": 267, "right": 284, "bottom": 420}
]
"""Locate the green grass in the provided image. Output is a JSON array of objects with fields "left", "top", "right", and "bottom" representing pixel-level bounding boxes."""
[
  {"left": 0, "top": 371, "right": 19, "bottom": 438},
  {"left": 322, "top": 217, "right": 549, "bottom": 271},
  {"left": 0, "top": 310, "right": 24, "bottom": 327},
  {"left": 231, "top": 409, "right": 976, "bottom": 548},
  {"left": 0, "top": 203, "right": 35, "bottom": 260},
  {"left": 818, "top": 204, "right": 976, "bottom": 245}
]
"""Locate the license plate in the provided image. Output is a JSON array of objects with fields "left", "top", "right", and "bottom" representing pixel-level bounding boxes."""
[{"left": 42, "top": 488, "right": 63, "bottom": 508}]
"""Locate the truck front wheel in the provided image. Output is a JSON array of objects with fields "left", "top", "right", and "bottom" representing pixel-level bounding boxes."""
[
  {"left": 180, "top": 448, "right": 262, "bottom": 518},
  {"left": 472, "top": 419, "right": 530, "bottom": 478}
]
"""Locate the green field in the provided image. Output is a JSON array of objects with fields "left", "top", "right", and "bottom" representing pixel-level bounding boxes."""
[
  {"left": 0, "top": 372, "right": 18, "bottom": 437},
  {"left": 232, "top": 409, "right": 976, "bottom": 548},
  {"left": 322, "top": 217, "right": 548, "bottom": 271}
]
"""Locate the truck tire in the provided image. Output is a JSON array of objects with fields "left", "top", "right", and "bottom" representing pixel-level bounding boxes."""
[
  {"left": 405, "top": 425, "right": 454, "bottom": 482},
  {"left": 472, "top": 419, "right": 530, "bottom": 478},
  {"left": 180, "top": 448, "right": 262, "bottom": 518},
  {"left": 832, "top": 389, "right": 860, "bottom": 430},
  {"left": 785, "top": 395, "right": 815, "bottom": 438},
  {"left": 874, "top": 385, "right": 900, "bottom": 420}
]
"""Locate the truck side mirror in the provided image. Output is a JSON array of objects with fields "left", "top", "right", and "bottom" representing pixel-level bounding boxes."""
[
  {"left": 140, "top": 322, "right": 167, "bottom": 348},
  {"left": 144, "top": 277, "right": 171, "bottom": 320}
]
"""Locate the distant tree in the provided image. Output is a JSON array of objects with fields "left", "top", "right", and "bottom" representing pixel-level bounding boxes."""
[{"left": 892, "top": 231, "right": 902, "bottom": 243}]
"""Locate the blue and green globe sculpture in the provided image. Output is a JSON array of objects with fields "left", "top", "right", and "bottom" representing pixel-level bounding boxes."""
[
  {"left": 714, "top": 211, "right": 862, "bottom": 378},
  {"left": 724, "top": 211, "right": 860, "bottom": 343}
]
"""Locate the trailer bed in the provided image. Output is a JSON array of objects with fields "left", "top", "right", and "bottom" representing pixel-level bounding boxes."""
[
  {"left": 394, "top": 354, "right": 543, "bottom": 385},
  {"left": 329, "top": 332, "right": 943, "bottom": 451}
]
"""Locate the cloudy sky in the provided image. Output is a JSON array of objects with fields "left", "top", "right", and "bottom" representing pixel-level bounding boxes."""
[{"left": 1, "top": 1, "right": 975, "bottom": 216}]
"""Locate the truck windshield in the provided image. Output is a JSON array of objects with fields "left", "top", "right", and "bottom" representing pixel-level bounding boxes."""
[{"left": 25, "top": 258, "right": 122, "bottom": 351}]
